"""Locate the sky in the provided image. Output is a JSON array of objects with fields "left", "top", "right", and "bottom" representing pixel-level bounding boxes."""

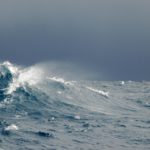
[{"left": 0, "top": 0, "right": 150, "bottom": 80}]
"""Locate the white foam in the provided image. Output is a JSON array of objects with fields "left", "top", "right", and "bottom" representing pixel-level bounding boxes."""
[
  {"left": 5, "top": 124, "right": 19, "bottom": 131},
  {"left": 2, "top": 62, "right": 75, "bottom": 94},
  {"left": 120, "top": 81, "right": 125, "bottom": 85},
  {"left": 86, "top": 86, "right": 109, "bottom": 98},
  {"left": 2, "top": 61, "right": 19, "bottom": 75},
  {"left": 74, "top": 115, "right": 80, "bottom": 120},
  {"left": 57, "top": 91, "right": 62, "bottom": 94},
  {"left": 47, "top": 77, "right": 74, "bottom": 86},
  {"left": 51, "top": 117, "right": 55, "bottom": 121},
  {"left": 6, "top": 65, "right": 45, "bottom": 94}
]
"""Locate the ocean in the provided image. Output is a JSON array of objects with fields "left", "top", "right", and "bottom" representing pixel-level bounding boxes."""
[{"left": 0, "top": 61, "right": 150, "bottom": 150}]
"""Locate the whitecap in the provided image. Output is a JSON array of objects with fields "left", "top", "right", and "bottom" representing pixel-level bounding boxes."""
[
  {"left": 121, "top": 81, "right": 125, "bottom": 85},
  {"left": 86, "top": 86, "right": 109, "bottom": 98},
  {"left": 74, "top": 115, "right": 81, "bottom": 120},
  {"left": 47, "top": 76, "right": 74, "bottom": 86},
  {"left": 4, "top": 124, "right": 19, "bottom": 131},
  {"left": 6, "top": 65, "right": 45, "bottom": 94}
]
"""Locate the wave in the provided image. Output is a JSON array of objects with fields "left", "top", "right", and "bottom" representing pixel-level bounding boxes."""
[
  {"left": 0, "top": 61, "right": 148, "bottom": 116},
  {"left": 0, "top": 61, "right": 110, "bottom": 114}
]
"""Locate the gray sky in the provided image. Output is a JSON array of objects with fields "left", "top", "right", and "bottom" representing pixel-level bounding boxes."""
[{"left": 0, "top": 0, "right": 150, "bottom": 80}]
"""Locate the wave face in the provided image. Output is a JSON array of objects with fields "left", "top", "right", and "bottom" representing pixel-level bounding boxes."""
[{"left": 0, "top": 61, "right": 150, "bottom": 150}]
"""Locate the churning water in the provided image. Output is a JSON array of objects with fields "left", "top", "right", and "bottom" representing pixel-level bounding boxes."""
[{"left": 0, "top": 61, "right": 150, "bottom": 150}]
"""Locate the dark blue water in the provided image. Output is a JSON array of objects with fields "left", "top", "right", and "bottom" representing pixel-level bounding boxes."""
[{"left": 0, "top": 61, "right": 150, "bottom": 150}]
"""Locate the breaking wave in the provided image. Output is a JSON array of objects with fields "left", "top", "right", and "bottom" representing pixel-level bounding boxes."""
[{"left": 0, "top": 61, "right": 111, "bottom": 114}]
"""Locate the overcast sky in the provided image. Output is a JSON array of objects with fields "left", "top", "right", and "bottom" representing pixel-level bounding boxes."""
[{"left": 0, "top": 0, "right": 150, "bottom": 80}]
